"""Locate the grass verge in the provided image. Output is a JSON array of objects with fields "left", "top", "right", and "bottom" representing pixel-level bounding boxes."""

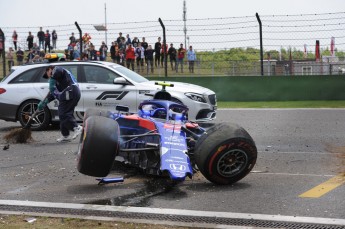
[
  {"left": 0, "top": 214, "right": 191, "bottom": 229},
  {"left": 217, "top": 100, "right": 345, "bottom": 108}
]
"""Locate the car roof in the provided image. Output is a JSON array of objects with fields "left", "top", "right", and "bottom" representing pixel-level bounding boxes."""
[{"left": 13, "top": 61, "right": 117, "bottom": 70}]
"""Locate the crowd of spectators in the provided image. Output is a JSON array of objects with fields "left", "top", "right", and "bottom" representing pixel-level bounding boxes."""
[
  {"left": 2, "top": 28, "right": 197, "bottom": 75},
  {"left": 65, "top": 31, "right": 196, "bottom": 74}
]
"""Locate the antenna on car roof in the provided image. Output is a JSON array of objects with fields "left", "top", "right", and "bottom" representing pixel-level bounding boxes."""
[
  {"left": 154, "top": 82, "right": 174, "bottom": 101},
  {"left": 155, "top": 81, "right": 174, "bottom": 91}
]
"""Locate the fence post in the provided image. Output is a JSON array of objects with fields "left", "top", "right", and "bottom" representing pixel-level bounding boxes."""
[
  {"left": 255, "top": 13, "right": 263, "bottom": 76},
  {"left": 75, "top": 22, "right": 83, "bottom": 59},
  {"left": 0, "top": 28, "right": 6, "bottom": 76},
  {"left": 158, "top": 18, "right": 167, "bottom": 78}
]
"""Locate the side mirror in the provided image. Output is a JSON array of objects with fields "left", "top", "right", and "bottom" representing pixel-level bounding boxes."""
[{"left": 113, "top": 77, "right": 128, "bottom": 85}]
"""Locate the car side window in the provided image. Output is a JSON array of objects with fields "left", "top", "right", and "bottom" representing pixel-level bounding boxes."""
[
  {"left": 10, "top": 68, "right": 46, "bottom": 84},
  {"left": 60, "top": 65, "right": 78, "bottom": 80},
  {"left": 84, "top": 65, "right": 119, "bottom": 84}
]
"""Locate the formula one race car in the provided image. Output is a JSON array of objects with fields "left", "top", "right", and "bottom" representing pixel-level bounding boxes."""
[{"left": 77, "top": 83, "right": 257, "bottom": 185}]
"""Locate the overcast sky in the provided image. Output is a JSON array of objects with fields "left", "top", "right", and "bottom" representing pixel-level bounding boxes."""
[{"left": 1, "top": 0, "right": 344, "bottom": 27}]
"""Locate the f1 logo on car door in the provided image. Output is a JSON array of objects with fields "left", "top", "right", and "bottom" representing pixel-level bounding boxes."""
[
  {"left": 94, "top": 91, "right": 129, "bottom": 106},
  {"left": 80, "top": 65, "right": 138, "bottom": 112}
]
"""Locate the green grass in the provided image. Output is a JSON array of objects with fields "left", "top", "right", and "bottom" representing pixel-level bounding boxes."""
[{"left": 217, "top": 100, "right": 345, "bottom": 108}]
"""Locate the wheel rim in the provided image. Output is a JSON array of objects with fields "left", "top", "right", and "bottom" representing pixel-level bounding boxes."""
[
  {"left": 216, "top": 149, "right": 248, "bottom": 177},
  {"left": 19, "top": 102, "right": 46, "bottom": 128}
]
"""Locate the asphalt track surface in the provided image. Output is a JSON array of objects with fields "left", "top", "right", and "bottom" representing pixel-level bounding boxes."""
[{"left": 0, "top": 108, "right": 344, "bottom": 228}]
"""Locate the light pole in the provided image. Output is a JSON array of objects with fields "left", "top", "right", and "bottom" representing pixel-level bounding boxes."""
[{"left": 183, "top": 0, "right": 187, "bottom": 49}]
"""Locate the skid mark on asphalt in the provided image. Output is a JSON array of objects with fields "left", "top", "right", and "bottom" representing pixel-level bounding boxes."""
[{"left": 299, "top": 174, "right": 345, "bottom": 198}]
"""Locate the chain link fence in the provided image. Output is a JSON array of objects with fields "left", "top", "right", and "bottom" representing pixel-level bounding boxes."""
[{"left": 1, "top": 12, "right": 344, "bottom": 77}]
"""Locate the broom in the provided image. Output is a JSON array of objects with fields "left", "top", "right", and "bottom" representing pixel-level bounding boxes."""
[{"left": 3, "top": 109, "right": 40, "bottom": 143}]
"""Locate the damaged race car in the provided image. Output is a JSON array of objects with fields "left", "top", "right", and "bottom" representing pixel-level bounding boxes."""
[{"left": 77, "top": 82, "right": 257, "bottom": 185}]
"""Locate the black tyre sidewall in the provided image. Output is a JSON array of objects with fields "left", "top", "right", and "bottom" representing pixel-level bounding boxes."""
[
  {"left": 17, "top": 100, "right": 51, "bottom": 131},
  {"left": 77, "top": 116, "right": 120, "bottom": 177},
  {"left": 195, "top": 123, "right": 257, "bottom": 185}
]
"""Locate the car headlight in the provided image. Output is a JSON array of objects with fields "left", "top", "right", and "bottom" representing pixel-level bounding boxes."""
[{"left": 185, "top": 92, "right": 207, "bottom": 103}]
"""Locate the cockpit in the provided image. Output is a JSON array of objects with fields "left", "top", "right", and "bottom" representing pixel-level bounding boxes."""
[{"left": 139, "top": 101, "right": 189, "bottom": 121}]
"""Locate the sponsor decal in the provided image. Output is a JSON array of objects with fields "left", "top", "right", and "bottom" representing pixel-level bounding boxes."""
[
  {"left": 95, "top": 102, "right": 119, "bottom": 107},
  {"left": 139, "top": 90, "right": 151, "bottom": 94},
  {"left": 163, "top": 123, "right": 181, "bottom": 131},
  {"left": 164, "top": 135, "right": 184, "bottom": 142},
  {"left": 169, "top": 164, "right": 186, "bottom": 171},
  {"left": 163, "top": 141, "right": 186, "bottom": 147},
  {"left": 96, "top": 91, "right": 129, "bottom": 100}
]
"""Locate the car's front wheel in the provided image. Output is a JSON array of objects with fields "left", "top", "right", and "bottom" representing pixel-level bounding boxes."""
[
  {"left": 17, "top": 100, "right": 51, "bottom": 131},
  {"left": 77, "top": 116, "right": 120, "bottom": 177},
  {"left": 194, "top": 123, "right": 257, "bottom": 185}
]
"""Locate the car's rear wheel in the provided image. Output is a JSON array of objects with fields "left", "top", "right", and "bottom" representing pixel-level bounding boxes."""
[
  {"left": 194, "top": 123, "right": 257, "bottom": 185},
  {"left": 77, "top": 116, "right": 120, "bottom": 177},
  {"left": 17, "top": 100, "right": 51, "bottom": 131}
]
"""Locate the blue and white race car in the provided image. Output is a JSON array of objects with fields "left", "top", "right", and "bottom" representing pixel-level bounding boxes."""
[{"left": 77, "top": 83, "right": 257, "bottom": 185}]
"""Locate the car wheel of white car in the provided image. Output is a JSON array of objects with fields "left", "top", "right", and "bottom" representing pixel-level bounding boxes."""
[
  {"left": 17, "top": 100, "right": 51, "bottom": 131},
  {"left": 77, "top": 116, "right": 120, "bottom": 177}
]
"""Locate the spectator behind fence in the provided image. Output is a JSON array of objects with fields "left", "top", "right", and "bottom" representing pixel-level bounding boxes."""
[
  {"left": 52, "top": 30, "right": 57, "bottom": 50},
  {"left": 32, "top": 43, "right": 39, "bottom": 55},
  {"left": 119, "top": 49, "right": 125, "bottom": 66},
  {"left": 161, "top": 42, "right": 168, "bottom": 67},
  {"left": 82, "top": 33, "right": 91, "bottom": 44},
  {"left": 110, "top": 42, "right": 116, "bottom": 63},
  {"left": 99, "top": 41, "right": 108, "bottom": 61},
  {"left": 116, "top": 32, "right": 124, "bottom": 45},
  {"left": 168, "top": 43, "right": 177, "bottom": 71},
  {"left": 125, "top": 44, "right": 135, "bottom": 71},
  {"left": 154, "top": 37, "right": 162, "bottom": 68},
  {"left": 145, "top": 45, "right": 154, "bottom": 74},
  {"left": 112, "top": 42, "right": 120, "bottom": 64},
  {"left": 126, "top": 34, "right": 131, "bottom": 46},
  {"left": 69, "top": 32, "right": 76, "bottom": 46},
  {"left": 6, "top": 47, "right": 14, "bottom": 73},
  {"left": 12, "top": 30, "right": 18, "bottom": 51},
  {"left": 16, "top": 47, "right": 24, "bottom": 65},
  {"left": 135, "top": 43, "right": 145, "bottom": 73},
  {"left": 37, "top": 27, "right": 45, "bottom": 50},
  {"left": 187, "top": 45, "right": 196, "bottom": 73},
  {"left": 44, "top": 30, "right": 51, "bottom": 53},
  {"left": 89, "top": 44, "right": 97, "bottom": 60},
  {"left": 27, "top": 49, "right": 35, "bottom": 63},
  {"left": 26, "top": 31, "right": 34, "bottom": 51},
  {"left": 176, "top": 43, "right": 186, "bottom": 73},
  {"left": 132, "top": 37, "right": 140, "bottom": 48},
  {"left": 141, "top": 37, "right": 148, "bottom": 63}
]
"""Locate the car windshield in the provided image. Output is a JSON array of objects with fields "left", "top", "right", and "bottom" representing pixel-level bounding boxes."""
[{"left": 111, "top": 65, "right": 149, "bottom": 83}]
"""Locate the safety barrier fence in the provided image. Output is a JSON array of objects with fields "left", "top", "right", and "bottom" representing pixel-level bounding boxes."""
[{"left": 1, "top": 12, "right": 344, "bottom": 77}]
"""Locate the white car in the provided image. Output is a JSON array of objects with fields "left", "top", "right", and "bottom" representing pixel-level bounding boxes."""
[{"left": 0, "top": 61, "right": 217, "bottom": 130}]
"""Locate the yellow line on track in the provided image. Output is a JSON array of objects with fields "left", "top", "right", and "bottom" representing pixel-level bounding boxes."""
[{"left": 299, "top": 174, "right": 345, "bottom": 198}]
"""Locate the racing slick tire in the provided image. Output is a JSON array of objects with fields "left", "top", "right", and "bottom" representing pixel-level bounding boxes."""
[
  {"left": 77, "top": 116, "right": 120, "bottom": 177},
  {"left": 194, "top": 123, "right": 257, "bottom": 185},
  {"left": 83, "top": 108, "right": 112, "bottom": 122},
  {"left": 17, "top": 99, "right": 51, "bottom": 131}
]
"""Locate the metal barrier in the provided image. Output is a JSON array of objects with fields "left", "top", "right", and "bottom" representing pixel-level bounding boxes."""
[{"left": 0, "top": 12, "right": 344, "bottom": 77}]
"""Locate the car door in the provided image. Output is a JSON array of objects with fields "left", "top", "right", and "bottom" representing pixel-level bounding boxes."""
[
  {"left": 35, "top": 64, "right": 83, "bottom": 120},
  {"left": 79, "top": 65, "right": 138, "bottom": 113}
]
